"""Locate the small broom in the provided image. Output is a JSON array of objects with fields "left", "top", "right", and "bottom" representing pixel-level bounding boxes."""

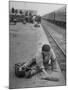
[{"left": 41, "top": 77, "right": 59, "bottom": 82}]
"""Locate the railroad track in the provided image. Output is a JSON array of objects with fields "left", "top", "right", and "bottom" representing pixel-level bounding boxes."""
[
  {"left": 47, "top": 30, "right": 65, "bottom": 56},
  {"left": 42, "top": 24, "right": 66, "bottom": 78}
]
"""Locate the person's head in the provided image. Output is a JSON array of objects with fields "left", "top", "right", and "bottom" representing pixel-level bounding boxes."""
[{"left": 42, "top": 44, "right": 50, "bottom": 57}]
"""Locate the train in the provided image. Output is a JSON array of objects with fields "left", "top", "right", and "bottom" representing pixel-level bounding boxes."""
[{"left": 42, "top": 6, "right": 66, "bottom": 28}]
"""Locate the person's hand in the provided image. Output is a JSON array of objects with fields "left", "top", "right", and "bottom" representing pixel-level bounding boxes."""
[{"left": 42, "top": 68, "right": 50, "bottom": 77}]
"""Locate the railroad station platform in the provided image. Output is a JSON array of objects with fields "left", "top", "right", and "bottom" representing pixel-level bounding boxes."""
[{"left": 9, "top": 23, "right": 65, "bottom": 89}]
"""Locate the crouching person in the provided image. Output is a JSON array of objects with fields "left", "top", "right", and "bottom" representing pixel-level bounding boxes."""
[{"left": 22, "top": 44, "right": 57, "bottom": 78}]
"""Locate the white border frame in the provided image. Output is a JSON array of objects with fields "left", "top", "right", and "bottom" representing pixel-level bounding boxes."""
[{"left": 0, "top": 0, "right": 68, "bottom": 90}]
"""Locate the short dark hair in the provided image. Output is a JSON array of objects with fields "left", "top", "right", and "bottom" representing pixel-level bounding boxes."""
[{"left": 42, "top": 44, "right": 50, "bottom": 52}]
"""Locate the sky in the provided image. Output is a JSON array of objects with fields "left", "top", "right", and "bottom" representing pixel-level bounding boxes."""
[{"left": 9, "top": 1, "right": 66, "bottom": 16}]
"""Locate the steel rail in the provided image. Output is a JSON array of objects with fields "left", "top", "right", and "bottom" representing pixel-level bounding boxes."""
[{"left": 46, "top": 29, "right": 66, "bottom": 57}]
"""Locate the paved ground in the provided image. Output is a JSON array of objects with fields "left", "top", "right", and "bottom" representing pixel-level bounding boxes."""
[{"left": 9, "top": 23, "right": 65, "bottom": 89}]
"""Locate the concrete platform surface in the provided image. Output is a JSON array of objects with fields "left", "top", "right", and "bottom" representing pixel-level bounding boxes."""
[{"left": 9, "top": 23, "right": 65, "bottom": 89}]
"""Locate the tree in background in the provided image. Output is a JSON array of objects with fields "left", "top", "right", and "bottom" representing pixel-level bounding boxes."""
[
  {"left": 29, "top": 11, "right": 32, "bottom": 16},
  {"left": 25, "top": 11, "right": 28, "bottom": 16},
  {"left": 19, "top": 10, "right": 22, "bottom": 15},
  {"left": 11, "top": 7, "right": 15, "bottom": 13},
  {"left": 15, "top": 9, "right": 18, "bottom": 15}
]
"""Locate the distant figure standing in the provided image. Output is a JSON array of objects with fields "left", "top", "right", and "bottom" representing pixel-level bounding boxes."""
[{"left": 35, "top": 15, "right": 41, "bottom": 24}]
